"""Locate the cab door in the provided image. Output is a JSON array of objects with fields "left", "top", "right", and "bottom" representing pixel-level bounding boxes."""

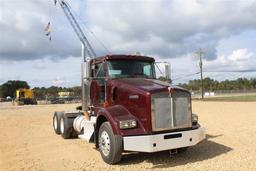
[{"left": 91, "top": 62, "right": 106, "bottom": 110}]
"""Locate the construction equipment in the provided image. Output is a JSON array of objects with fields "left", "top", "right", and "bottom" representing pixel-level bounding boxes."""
[
  {"left": 15, "top": 88, "right": 37, "bottom": 105},
  {"left": 52, "top": 0, "right": 205, "bottom": 164}
]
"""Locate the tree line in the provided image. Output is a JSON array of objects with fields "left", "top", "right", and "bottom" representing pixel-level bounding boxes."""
[
  {"left": 0, "top": 80, "right": 81, "bottom": 99},
  {"left": 1, "top": 78, "right": 256, "bottom": 99},
  {"left": 178, "top": 77, "right": 256, "bottom": 91},
  {"left": 33, "top": 86, "right": 81, "bottom": 99},
  {"left": 0, "top": 80, "right": 30, "bottom": 98}
]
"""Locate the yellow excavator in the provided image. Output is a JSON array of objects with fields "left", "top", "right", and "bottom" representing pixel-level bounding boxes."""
[{"left": 14, "top": 88, "right": 37, "bottom": 105}]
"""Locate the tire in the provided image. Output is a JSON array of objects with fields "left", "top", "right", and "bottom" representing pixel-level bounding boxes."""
[
  {"left": 98, "top": 122, "right": 122, "bottom": 164},
  {"left": 60, "top": 114, "right": 77, "bottom": 139},
  {"left": 53, "top": 112, "right": 63, "bottom": 135}
]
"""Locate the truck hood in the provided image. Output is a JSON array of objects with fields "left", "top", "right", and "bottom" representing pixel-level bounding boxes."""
[{"left": 111, "top": 78, "right": 187, "bottom": 94}]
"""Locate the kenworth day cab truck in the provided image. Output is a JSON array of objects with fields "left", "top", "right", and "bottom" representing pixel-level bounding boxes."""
[
  {"left": 52, "top": 0, "right": 205, "bottom": 164},
  {"left": 52, "top": 54, "right": 205, "bottom": 164}
]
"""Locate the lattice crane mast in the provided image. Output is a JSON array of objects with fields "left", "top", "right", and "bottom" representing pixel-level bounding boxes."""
[{"left": 56, "top": 0, "right": 97, "bottom": 60}]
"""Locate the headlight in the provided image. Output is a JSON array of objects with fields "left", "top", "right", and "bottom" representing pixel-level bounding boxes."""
[
  {"left": 192, "top": 114, "right": 198, "bottom": 125},
  {"left": 119, "top": 120, "right": 137, "bottom": 129}
]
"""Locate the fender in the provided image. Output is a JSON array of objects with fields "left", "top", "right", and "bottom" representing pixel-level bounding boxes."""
[{"left": 96, "top": 105, "right": 148, "bottom": 136}]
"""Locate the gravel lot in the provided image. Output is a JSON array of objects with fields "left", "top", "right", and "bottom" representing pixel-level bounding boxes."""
[{"left": 0, "top": 102, "right": 256, "bottom": 171}]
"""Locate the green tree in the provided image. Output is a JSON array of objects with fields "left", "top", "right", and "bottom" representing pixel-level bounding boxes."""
[
  {"left": 0, "top": 85, "right": 2, "bottom": 98},
  {"left": 71, "top": 86, "right": 82, "bottom": 97},
  {"left": 178, "top": 77, "right": 256, "bottom": 91},
  {"left": 46, "top": 86, "right": 60, "bottom": 97},
  {"left": 250, "top": 78, "right": 256, "bottom": 88},
  {"left": 33, "top": 87, "right": 47, "bottom": 99},
  {"left": 0, "top": 80, "right": 30, "bottom": 98}
]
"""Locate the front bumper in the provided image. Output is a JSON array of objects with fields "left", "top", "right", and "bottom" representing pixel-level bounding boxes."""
[{"left": 123, "top": 126, "right": 205, "bottom": 152}]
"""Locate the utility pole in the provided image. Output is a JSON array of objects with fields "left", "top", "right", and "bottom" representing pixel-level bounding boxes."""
[{"left": 196, "top": 48, "right": 205, "bottom": 99}]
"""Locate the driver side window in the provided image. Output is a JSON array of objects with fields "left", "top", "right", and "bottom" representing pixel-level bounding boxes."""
[{"left": 93, "top": 63, "right": 104, "bottom": 78}]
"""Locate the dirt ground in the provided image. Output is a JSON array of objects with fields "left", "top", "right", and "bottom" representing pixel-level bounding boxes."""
[{"left": 0, "top": 102, "right": 256, "bottom": 171}]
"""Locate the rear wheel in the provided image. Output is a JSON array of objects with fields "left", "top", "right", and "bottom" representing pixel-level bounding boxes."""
[
  {"left": 53, "top": 112, "right": 63, "bottom": 134},
  {"left": 98, "top": 122, "right": 122, "bottom": 164},
  {"left": 60, "top": 114, "right": 77, "bottom": 139}
]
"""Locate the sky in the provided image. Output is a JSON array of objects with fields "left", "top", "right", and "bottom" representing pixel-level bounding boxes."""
[{"left": 0, "top": 0, "right": 256, "bottom": 87}]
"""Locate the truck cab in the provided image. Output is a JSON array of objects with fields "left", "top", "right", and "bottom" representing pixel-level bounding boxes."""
[{"left": 53, "top": 54, "right": 205, "bottom": 164}]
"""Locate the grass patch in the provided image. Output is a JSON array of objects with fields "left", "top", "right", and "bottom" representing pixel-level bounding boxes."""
[{"left": 202, "top": 95, "right": 256, "bottom": 102}]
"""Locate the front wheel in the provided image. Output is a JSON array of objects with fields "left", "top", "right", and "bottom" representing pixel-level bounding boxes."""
[{"left": 98, "top": 122, "right": 123, "bottom": 164}]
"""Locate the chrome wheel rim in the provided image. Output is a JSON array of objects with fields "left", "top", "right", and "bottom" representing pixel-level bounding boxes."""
[
  {"left": 53, "top": 115, "right": 58, "bottom": 130},
  {"left": 60, "top": 117, "right": 64, "bottom": 134},
  {"left": 99, "top": 131, "right": 110, "bottom": 156}
]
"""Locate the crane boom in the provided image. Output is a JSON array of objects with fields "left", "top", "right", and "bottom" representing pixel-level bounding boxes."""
[{"left": 57, "top": 0, "right": 97, "bottom": 59}]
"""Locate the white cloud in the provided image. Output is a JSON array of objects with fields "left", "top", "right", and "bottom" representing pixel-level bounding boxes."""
[
  {"left": 0, "top": 56, "right": 81, "bottom": 87},
  {"left": 228, "top": 48, "right": 253, "bottom": 61},
  {"left": 1, "top": 0, "right": 256, "bottom": 61},
  {"left": 52, "top": 77, "right": 70, "bottom": 86},
  {"left": 85, "top": 0, "right": 256, "bottom": 59},
  {"left": 0, "top": 0, "right": 80, "bottom": 61},
  {"left": 204, "top": 48, "right": 255, "bottom": 71}
]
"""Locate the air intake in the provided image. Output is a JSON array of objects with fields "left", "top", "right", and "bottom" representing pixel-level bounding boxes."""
[{"left": 151, "top": 91, "right": 192, "bottom": 131}]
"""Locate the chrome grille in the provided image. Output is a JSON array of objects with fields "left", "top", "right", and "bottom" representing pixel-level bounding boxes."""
[{"left": 151, "top": 91, "right": 191, "bottom": 131}]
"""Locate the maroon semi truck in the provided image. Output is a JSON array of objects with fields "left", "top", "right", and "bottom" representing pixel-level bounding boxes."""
[{"left": 52, "top": 54, "right": 205, "bottom": 164}]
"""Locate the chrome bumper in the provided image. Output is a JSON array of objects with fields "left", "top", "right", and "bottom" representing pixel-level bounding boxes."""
[{"left": 123, "top": 126, "right": 205, "bottom": 152}]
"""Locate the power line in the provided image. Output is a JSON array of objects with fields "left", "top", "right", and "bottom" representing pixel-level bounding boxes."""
[
  {"left": 204, "top": 70, "right": 256, "bottom": 73},
  {"left": 172, "top": 72, "right": 200, "bottom": 81}
]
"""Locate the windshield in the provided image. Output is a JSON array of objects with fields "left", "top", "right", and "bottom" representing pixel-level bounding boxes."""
[{"left": 107, "top": 60, "right": 155, "bottom": 78}]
